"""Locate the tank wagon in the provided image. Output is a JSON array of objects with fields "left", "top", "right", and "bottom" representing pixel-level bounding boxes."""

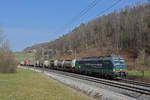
[
  {"left": 49, "top": 60, "right": 54, "bottom": 69},
  {"left": 29, "top": 61, "right": 36, "bottom": 67},
  {"left": 20, "top": 61, "right": 24, "bottom": 66},
  {"left": 54, "top": 60, "right": 58, "bottom": 69},
  {"left": 57, "top": 60, "right": 63, "bottom": 69},
  {"left": 62, "top": 60, "right": 72, "bottom": 71},
  {"left": 35, "top": 60, "right": 43, "bottom": 67},
  {"left": 43, "top": 60, "right": 50, "bottom": 68}
]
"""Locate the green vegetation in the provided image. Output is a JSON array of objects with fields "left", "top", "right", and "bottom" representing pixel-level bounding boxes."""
[
  {"left": 15, "top": 52, "right": 34, "bottom": 62},
  {"left": 128, "top": 71, "right": 150, "bottom": 77},
  {"left": 0, "top": 69, "right": 95, "bottom": 100}
]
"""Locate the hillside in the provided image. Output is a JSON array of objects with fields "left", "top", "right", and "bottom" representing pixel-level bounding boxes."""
[
  {"left": 24, "top": 2, "right": 150, "bottom": 65},
  {"left": 15, "top": 52, "right": 35, "bottom": 62}
]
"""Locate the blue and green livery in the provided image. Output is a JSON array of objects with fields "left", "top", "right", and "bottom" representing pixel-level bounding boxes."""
[{"left": 72, "top": 57, "right": 128, "bottom": 78}]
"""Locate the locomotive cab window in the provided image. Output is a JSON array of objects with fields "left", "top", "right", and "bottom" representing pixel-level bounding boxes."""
[{"left": 114, "top": 59, "right": 126, "bottom": 69}]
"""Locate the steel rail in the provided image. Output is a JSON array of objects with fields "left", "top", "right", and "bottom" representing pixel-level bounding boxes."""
[
  {"left": 23, "top": 66, "right": 150, "bottom": 95},
  {"left": 45, "top": 68, "right": 150, "bottom": 95},
  {"left": 120, "top": 79, "right": 150, "bottom": 87}
]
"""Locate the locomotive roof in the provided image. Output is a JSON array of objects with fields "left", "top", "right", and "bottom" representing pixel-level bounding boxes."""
[
  {"left": 103, "top": 57, "right": 124, "bottom": 60},
  {"left": 79, "top": 57, "right": 124, "bottom": 61}
]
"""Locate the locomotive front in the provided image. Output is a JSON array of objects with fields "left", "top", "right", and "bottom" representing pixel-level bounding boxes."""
[{"left": 111, "top": 57, "right": 128, "bottom": 78}]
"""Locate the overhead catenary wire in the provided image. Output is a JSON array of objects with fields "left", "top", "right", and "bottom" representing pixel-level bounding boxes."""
[
  {"left": 68, "top": 0, "right": 102, "bottom": 24},
  {"left": 74, "top": 0, "right": 100, "bottom": 20},
  {"left": 96, "top": 0, "right": 122, "bottom": 17},
  {"left": 53, "top": 0, "right": 103, "bottom": 36},
  {"left": 51, "top": 0, "right": 122, "bottom": 40}
]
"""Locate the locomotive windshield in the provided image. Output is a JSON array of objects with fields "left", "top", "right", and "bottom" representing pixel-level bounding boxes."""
[
  {"left": 114, "top": 60, "right": 125, "bottom": 65},
  {"left": 113, "top": 59, "right": 126, "bottom": 69}
]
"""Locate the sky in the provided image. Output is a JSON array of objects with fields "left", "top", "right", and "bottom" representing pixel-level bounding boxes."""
[{"left": 0, "top": 0, "right": 148, "bottom": 52}]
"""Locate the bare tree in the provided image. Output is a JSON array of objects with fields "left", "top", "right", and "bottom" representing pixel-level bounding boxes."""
[
  {"left": 27, "top": 3, "right": 150, "bottom": 66},
  {"left": 0, "top": 32, "right": 17, "bottom": 73}
]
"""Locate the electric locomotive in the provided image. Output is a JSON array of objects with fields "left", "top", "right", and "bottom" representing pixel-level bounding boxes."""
[{"left": 72, "top": 57, "right": 127, "bottom": 79}]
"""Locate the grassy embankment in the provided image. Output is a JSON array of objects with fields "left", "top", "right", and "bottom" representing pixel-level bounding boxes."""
[
  {"left": 128, "top": 71, "right": 150, "bottom": 77},
  {"left": 15, "top": 52, "right": 34, "bottom": 62},
  {"left": 0, "top": 69, "right": 95, "bottom": 100}
]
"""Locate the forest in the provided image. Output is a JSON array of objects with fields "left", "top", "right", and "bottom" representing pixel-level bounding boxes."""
[{"left": 24, "top": 2, "right": 150, "bottom": 70}]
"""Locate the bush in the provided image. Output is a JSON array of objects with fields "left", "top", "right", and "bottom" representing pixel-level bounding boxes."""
[
  {"left": 0, "top": 34, "right": 17, "bottom": 73},
  {"left": 0, "top": 52, "right": 17, "bottom": 73}
]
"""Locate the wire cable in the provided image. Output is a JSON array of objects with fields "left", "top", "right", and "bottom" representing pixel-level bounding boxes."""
[
  {"left": 53, "top": 0, "right": 102, "bottom": 36},
  {"left": 96, "top": 0, "right": 122, "bottom": 17},
  {"left": 51, "top": 0, "right": 122, "bottom": 39}
]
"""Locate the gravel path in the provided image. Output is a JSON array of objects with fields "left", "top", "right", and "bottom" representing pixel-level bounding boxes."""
[{"left": 19, "top": 66, "right": 150, "bottom": 100}]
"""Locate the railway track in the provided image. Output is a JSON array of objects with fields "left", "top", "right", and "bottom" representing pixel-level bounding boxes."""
[
  {"left": 43, "top": 68, "right": 150, "bottom": 95},
  {"left": 23, "top": 66, "right": 150, "bottom": 95},
  {"left": 44, "top": 67, "right": 150, "bottom": 87},
  {"left": 120, "top": 79, "right": 150, "bottom": 88}
]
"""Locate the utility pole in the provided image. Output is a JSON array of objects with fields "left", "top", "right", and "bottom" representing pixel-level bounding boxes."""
[
  {"left": 74, "top": 49, "right": 77, "bottom": 59},
  {"left": 34, "top": 55, "right": 36, "bottom": 71},
  {"left": 42, "top": 48, "right": 45, "bottom": 73},
  {"left": 67, "top": 49, "right": 77, "bottom": 59},
  {"left": 33, "top": 49, "right": 37, "bottom": 71}
]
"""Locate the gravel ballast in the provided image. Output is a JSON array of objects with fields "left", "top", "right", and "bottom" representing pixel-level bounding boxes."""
[{"left": 19, "top": 66, "right": 150, "bottom": 100}]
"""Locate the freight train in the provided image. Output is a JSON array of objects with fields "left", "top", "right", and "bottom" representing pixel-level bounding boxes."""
[{"left": 21, "top": 56, "right": 128, "bottom": 79}]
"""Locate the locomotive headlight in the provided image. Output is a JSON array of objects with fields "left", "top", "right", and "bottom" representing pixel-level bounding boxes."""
[{"left": 113, "top": 68, "right": 116, "bottom": 72}]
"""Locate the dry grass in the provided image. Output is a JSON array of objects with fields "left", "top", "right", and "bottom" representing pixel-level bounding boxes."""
[{"left": 0, "top": 69, "right": 95, "bottom": 100}]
